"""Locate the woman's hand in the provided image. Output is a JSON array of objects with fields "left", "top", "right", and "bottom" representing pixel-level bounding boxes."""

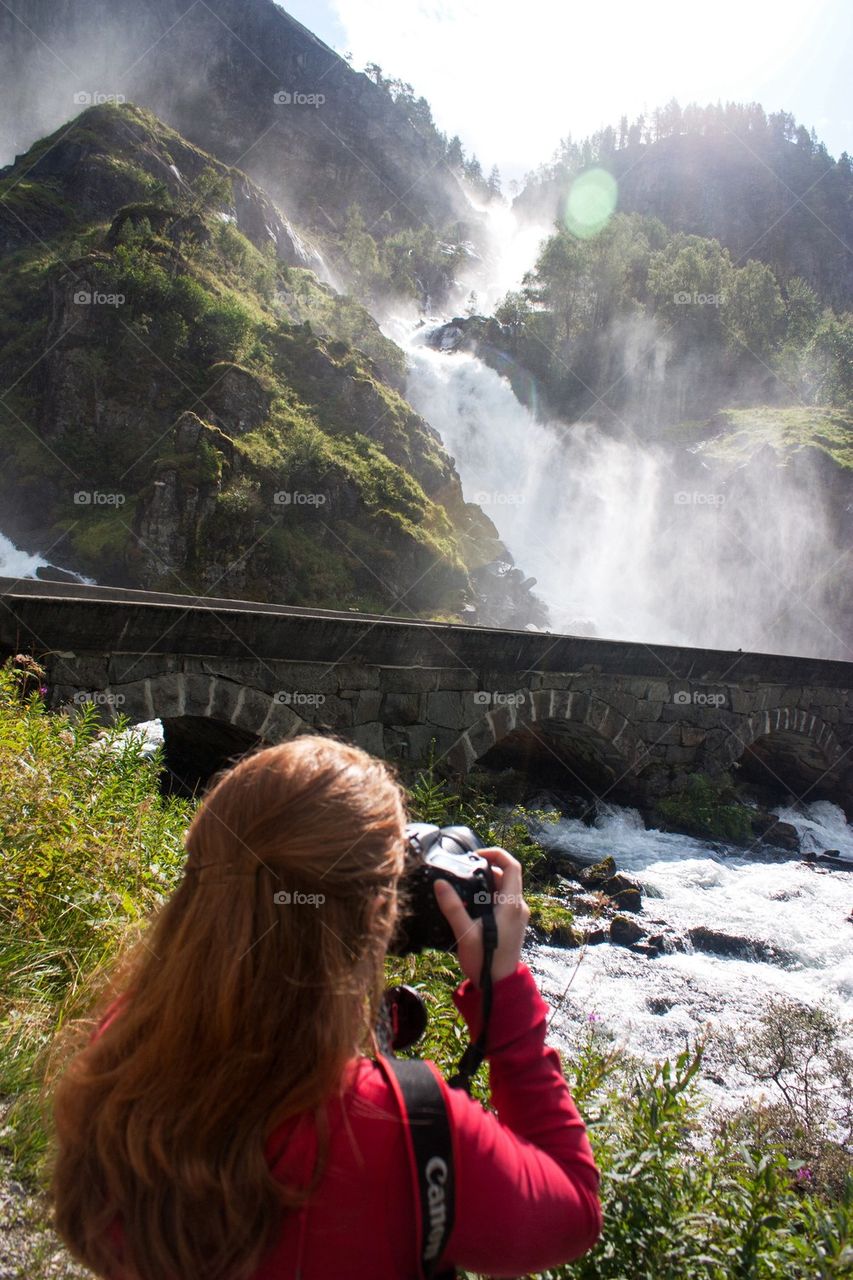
[{"left": 434, "top": 847, "right": 529, "bottom": 986}]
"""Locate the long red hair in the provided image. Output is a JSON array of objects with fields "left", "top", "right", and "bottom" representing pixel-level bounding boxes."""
[{"left": 50, "top": 735, "right": 408, "bottom": 1279}]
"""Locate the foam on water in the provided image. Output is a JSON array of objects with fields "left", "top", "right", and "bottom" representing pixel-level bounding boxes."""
[
  {"left": 527, "top": 802, "right": 853, "bottom": 1078},
  {"left": 0, "top": 531, "right": 49, "bottom": 578}
]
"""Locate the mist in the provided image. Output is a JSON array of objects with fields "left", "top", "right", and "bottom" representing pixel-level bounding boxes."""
[{"left": 389, "top": 204, "right": 850, "bottom": 659}]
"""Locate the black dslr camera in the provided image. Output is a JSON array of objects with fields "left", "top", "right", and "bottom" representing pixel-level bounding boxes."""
[{"left": 390, "top": 822, "right": 494, "bottom": 955}]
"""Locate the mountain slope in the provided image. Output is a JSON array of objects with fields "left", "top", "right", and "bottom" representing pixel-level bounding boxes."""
[
  {"left": 516, "top": 104, "right": 853, "bottom": 311},
  {"left": 0, "top": 0, "right": 474, "bottom": 258},
  {"left": 0, "top": 103, "right": 543, "bottom": 625}
]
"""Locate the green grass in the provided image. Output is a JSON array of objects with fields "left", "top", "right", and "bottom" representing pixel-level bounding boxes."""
[
  {"left": 699, "top": 406, "right": 853, "bottom": 469},
  {"left": 653, "top": 771, "right": 754, "bottom": 842}
]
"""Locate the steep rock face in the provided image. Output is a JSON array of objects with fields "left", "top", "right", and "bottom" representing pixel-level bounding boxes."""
[
  {"left": 0, "top": 106, "right": 545, "bottom": 628},
  {"left": 0, "top": 0, "right": 473, "bottom": 241},
  {"left": 131, "top": 412, "right": 227, "bottom": 582},
  {"left": 0, "top": 103, "right": 317, "bottom": 269}
]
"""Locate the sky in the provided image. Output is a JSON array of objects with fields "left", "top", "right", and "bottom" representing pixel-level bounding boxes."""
[{"left": 279, "top": 0, "right": 853, "bottom": 182}]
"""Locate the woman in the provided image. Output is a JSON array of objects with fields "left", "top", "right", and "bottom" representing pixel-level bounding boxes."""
[{"left": 51, "top": 735, "right": 602, "bottom": 1279}]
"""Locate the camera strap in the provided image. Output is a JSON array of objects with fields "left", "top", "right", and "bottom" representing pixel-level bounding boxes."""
[
  {"left": 380, "top": 1055, "right": 456, "bottom": 1280},
  {"left": 448, "top": 906, "right": 498, "bottom": 1094}
]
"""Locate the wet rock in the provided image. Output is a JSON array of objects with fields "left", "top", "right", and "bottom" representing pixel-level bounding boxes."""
[
  {"left": 610, "top": 915, "right": 645, "bottom": 947},
  {"left": 687, "top": 925, "right": 794, "bottom": 964},
  {"left": 579, "top": 856, "right": 617, "bottom": 889},
  {"left": 751, "top": 814, "right": 801, "bottom": 852},
  {"left": 604, "top": 872, "right": 643, "bottom": 913},
  {"left": 611, "top": 887, "right": 643, "bottom": 913},
  {"left": 583, "top": 927, "right": 609, "bottom": 945},
  {"left": 544, "top": 921, "right": 582, "bottom": 948}
]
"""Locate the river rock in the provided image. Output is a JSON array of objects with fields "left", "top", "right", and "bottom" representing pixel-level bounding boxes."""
[
  {"left": 610, "top": 915, "right": 645, "bottom": 947},
  {"left": 579, "top": 856, "right": 617, "bottom": 889},
  {"left": 687, "top": 925, "right": 792, "bottom": 964},
  {"left": 611, "top": 887, "right": 643, "bottom": 913},
  {"left": 604, "top": 873, "right": 643, "bottom": 913},
  {"left": 751, "top": 815, "right": 801, "bottom": 852}
]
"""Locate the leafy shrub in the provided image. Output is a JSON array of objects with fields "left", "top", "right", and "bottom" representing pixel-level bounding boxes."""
[
  {"left": 0, "top": 661, "right": 191, "bottom": 1175},
  {"left": 654, "top": 771, "right": 754, "bottom": 842}
]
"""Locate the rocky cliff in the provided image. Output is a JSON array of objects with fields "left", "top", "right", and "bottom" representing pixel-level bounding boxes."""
[
  {"left": 0, "top": 0, "right": 474, "bottom": 250},
  {"left": 0, "top": 104, "right": 545, "bottom": 627}
]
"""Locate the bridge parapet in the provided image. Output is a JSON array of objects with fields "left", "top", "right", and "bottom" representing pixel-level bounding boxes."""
[{"left": 2, "top": 579, "right": 851, "bottom": 810}]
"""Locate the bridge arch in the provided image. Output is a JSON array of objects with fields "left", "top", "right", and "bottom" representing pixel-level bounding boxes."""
[
  {"left": 59, "top": 674, "right": 308, "bottom": 792},
  {"left": 729, "top": 705, "right": 846, "bottom": 799},
  {"left": 448, "top": 690, "right": 647, "bottom": 798}
]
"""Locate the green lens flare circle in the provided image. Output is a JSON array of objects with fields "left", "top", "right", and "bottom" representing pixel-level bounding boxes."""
[{"left": 564, "top": 168, "right": 618, "bottom": 239}]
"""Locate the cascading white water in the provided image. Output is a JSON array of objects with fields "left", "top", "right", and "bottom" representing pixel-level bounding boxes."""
[
  {"left": 528, "top": 801, "right": 853, "bottom": 1092},
  {"left": 383, "top": 204, "right": 852, "bottom": 1077},
  {"left": 0, "top": 531, "right": 50, "bottom": 579},
  {"left": 389, "top": 200, "right": 847, "bottom": 659},
  {"left": 401, "top": 333, "right": 844, "bottom": 657}
]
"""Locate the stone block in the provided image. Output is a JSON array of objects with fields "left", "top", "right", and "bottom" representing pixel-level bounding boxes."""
[
  {"left": 51, "top": 654, "right": 109, "bottom": 687},
  {"left": 308, "top": 693, "right": 354, "bottom": 729},
  {"left": 378, "top": 667, "right": 443, "bottom": 693},
  {"left": 107, "top": 654, "right": 177, "bottom": 684},
  {"left": 149, "top": 673, "right": 187, "bottom": 720},
  {"left": 426, "top": 690, "right": 466, "bottom": 730},
  {"left": 352, "top": 690, "right": 383, "bottom": 724},
  {"left": 258, "top": 697, "right": 302, "bottom": 742},
  {"left": 380, "top": 692, "right": 423, "bottom": 725}
]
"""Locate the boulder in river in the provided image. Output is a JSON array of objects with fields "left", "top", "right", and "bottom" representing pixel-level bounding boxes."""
[
  {"left": 610, "top": 915, "right": 645, "bottom": 947},
  {"left": 750, "top": 813, "right": 801, "bottom": 852},
  {"left": 604, "top": 872, "right": 643, "bottom": 913},
  {"left": 579, "top": 856, "right": 617, "bottom": 889}
]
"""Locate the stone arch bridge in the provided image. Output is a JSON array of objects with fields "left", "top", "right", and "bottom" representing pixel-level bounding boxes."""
[{"left": 2, "top": 578, "right": 852, "bottom": 812}]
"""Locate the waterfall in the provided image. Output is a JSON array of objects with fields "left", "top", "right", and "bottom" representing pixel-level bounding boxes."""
[
  {"left": 380, "top": 206, "right": 852, "bottom": 1086},
  {"left": 387, "top": 207, "right": 847, "bottom": 659},
  {"left": 0, "top": 531, "right": 51, "bottom": 580}
]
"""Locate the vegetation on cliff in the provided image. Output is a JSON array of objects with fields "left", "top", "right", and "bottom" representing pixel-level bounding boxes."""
[
  {"left": 0, "top": 103, "right": 513, "bottom": 617},
  {"left": 481, "top": 210, "right": 852, "bottom": 426},
  {"left": 1, "top": 666, "right": 851, "bottom": 1278},
  {"left": 516, "top": 101, "right": 853, "bottom": 311}
]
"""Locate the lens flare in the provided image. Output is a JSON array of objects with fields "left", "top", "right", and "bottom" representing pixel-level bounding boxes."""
[{"left": 563, "top": 168, "right": 618, "bottom": 239}]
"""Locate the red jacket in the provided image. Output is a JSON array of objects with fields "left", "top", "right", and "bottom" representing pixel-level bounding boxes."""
[{"left": 96, "top": 963, "right": 602, "bottom": 1278}]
